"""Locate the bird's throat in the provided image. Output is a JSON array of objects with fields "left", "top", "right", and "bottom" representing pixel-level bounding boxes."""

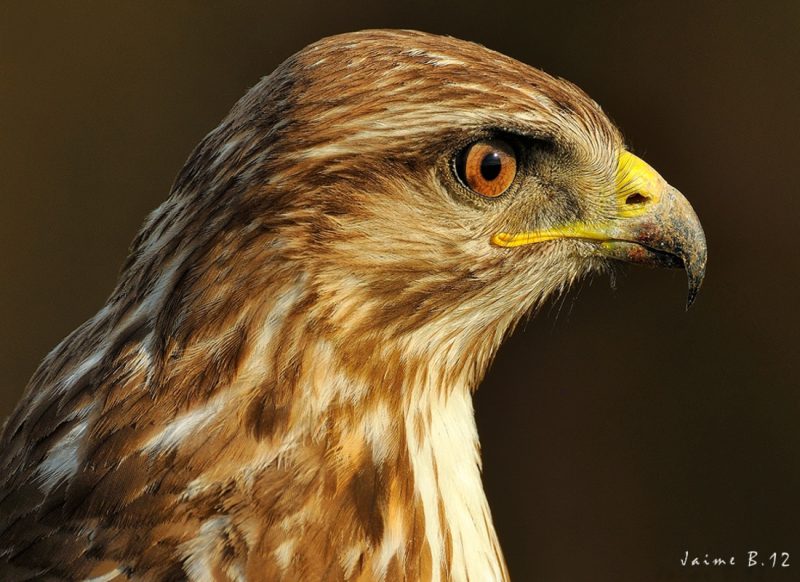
[
  {"left": 401, "top": 383, "right": 509, "bottom": 582},
  {"left": 230, "top": 325, "right": 511, "bottom": 581}
]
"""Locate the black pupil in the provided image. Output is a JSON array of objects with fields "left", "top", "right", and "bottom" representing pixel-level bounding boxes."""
[{"left": 480, "top": 152, "right": 502, "bottom": 181}]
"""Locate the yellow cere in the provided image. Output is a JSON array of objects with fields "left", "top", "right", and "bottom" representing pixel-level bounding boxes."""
[
  {"left": 615, "top": 150, "right": 664, "bottom": 218},
  {"left": 491, "top": 150, "right": 665, "bottom": 248}
]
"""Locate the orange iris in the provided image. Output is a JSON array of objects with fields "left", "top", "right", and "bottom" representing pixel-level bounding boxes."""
[{"left": 458, "top": 139, "right": 517, "bottom": 197}]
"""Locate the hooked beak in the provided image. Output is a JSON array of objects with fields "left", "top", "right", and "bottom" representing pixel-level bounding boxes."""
[{"left": 492, "top": 151, "right": 707, "bottom": 308}]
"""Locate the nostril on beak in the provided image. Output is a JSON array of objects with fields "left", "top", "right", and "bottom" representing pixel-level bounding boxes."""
[{"left": 625, "top": 192, "right": 649, "bottom": 205}]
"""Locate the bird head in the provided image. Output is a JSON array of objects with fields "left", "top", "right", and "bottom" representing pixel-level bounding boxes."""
[{"left": 135, "top": 29, "right": 706, "bottom": 393}]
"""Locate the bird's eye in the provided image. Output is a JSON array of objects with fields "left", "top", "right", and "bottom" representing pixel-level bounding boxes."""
[{"left": 455, "top": 139, "right": 517, "bottom": 198}]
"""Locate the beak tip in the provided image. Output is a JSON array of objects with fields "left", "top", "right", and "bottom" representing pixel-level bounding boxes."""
[
  {"left": 686, "top": 287, "right": 699, "bottom": 310},
  {"left": 684, "top": 254, "right": 707, "bottom": 310}
]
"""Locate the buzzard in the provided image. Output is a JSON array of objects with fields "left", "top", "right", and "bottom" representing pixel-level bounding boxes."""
[{"left": 0, "top": 30, "right": 706, "bottom": 581}]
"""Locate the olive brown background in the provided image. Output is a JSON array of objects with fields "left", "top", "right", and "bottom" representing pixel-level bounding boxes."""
[{"left": 2, "top": 2, "right": 798, "bottom": 581}]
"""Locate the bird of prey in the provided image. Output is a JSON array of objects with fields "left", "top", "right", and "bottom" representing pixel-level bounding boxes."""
[{"left": 0, "top": 29, "right": 706, "bottom": 581}]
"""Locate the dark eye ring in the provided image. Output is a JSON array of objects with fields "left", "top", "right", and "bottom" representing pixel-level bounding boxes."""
[{"left": 455, "top": 139, "right": 517, "bottom": 197}]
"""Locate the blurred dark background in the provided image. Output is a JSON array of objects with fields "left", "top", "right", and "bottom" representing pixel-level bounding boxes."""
[{"left": 1, "top": 2, "right": 798, "bottom": 581}]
